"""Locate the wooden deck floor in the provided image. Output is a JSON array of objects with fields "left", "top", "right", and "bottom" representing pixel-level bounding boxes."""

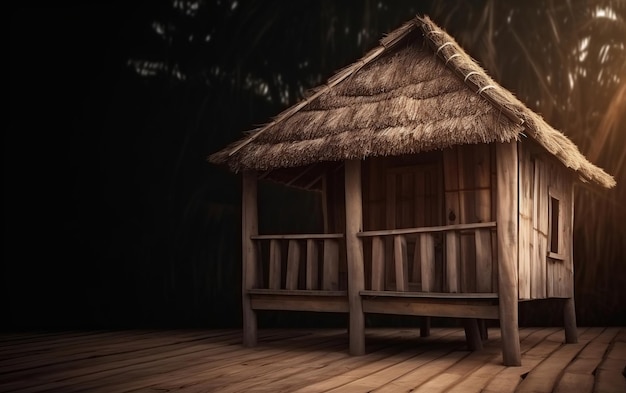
[{"left": 0, "top": 327, "right": 624, "bottom": 392}]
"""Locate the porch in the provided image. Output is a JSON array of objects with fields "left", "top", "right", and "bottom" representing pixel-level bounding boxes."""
[
  {"left": 1, "top": 327, "right": 624, "bottom": 392},
  {"left": 242, "top": 143, "right": 525, "bottom": 364}
]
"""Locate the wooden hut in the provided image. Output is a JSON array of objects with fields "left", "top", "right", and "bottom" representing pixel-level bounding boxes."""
[{"left": 209, "top": 15, "right": 616, "bottom": 366}]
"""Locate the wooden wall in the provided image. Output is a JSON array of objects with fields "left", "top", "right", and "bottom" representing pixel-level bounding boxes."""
[
  {"left": 443, "top": 145, "right": 496, "bottom": 293},
  {"left": 361, "top": 148, "right": 498, "bottom": 293},
  {"left": 336, "top": 143, "right": 575, "bottom": 300},
  {"left": 362, "top": 152, "right": 444, "bottom": 290},
  {"left": 518, "top": 141, "right": 575, "bottom": 300}
]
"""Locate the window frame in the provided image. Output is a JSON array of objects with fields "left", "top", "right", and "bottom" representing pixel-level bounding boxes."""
[{"left": 547, "top": 187, "right": 565, "bottom": 260}]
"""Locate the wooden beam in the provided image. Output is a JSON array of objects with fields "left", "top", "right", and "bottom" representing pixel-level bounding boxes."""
[
  {"left": 357, "top": 222, "right": 496, "bottom": 237},
  {"left": 344, "top": 159, "right": 365, "bottom": 355},
  {"left": 362, "top": 298, "right": 499, "bottom": 319},
  {"left": 248, "top": 289, "right": 346, "bottom": 296},
  {"left": 252, "top": 233, "right": 343, "bottom": 240},
  {"left": 496, "top": 142, "right": 521, "bottom": 366},
  {"left": 285, "top": 163, "right": 317, "bottom": 187},
  {"left": 250, "top": 294, "right": 349, "bottom": 313},
  {"left": 241, "top": 170, "right": 259, "bottom": 347},
  {"left": 360, "top": 290, "right": 498, "bottom": 299}
]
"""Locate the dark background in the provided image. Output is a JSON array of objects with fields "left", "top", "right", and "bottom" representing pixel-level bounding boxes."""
[{"left": 6, "top": 1, "right": 625, "bottom": 331}]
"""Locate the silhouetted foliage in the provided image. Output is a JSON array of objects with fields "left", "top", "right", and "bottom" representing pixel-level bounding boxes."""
[{"left": 6, "top": 0, "right": 624, "bottom": 330}]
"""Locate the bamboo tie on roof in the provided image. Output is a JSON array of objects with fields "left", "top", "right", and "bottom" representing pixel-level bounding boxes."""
[{"left": 419, "top": 16, "right": 524, "bottom": 128}]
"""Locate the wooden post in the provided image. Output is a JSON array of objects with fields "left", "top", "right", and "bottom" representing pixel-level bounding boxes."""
[
  {"left": 563, "top": 297, "right": 578, "bottom": 343},
  {"left": 478, "top": 319, "right": 489, "bottom": 340},
  {"left": 420, "top": 317, "right": 431, "bottom": 338},
  {"left": 563, "top": 181, "right": 578, "bottom": 344},
  {"left": 496, "top": 142, "right": 521, "bottom": 366},
  {"left": 242, "top": 170, "right": 258, "bottom": 347},
  {"left": 463, "top": 318, "right": 484, "bottom": 351},
  {"left": 345, "top": 159, "right": 365, "bottom": 355}
]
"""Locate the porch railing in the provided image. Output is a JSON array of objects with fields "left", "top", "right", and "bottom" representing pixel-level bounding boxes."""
[
  {"left": 357, "top": 222, "right": 497, "bottom": 294},
  {"left": 250, "top": 234, "right": 344, "bottom": 291}
]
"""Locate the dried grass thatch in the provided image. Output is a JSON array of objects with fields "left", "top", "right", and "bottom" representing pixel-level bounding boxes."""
[{"left": 209, "top": 15, "right": 615, "bottom": 189}]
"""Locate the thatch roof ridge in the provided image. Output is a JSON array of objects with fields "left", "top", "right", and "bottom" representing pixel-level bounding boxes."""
[
  {"left": 416, "top": 16, "right": 615, "bottom": 188},
  {"left": 209, "top": 14, "right": 616, "bottom": 189}
]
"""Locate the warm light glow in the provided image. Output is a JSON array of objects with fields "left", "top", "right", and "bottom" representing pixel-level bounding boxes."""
[{"left": 594, "top": 6, "right": 618, "bottom": 20}]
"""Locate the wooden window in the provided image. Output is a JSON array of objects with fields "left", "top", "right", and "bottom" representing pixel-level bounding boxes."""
[{"left": 548, "top": 189, "right": 564, "bottom": 260}]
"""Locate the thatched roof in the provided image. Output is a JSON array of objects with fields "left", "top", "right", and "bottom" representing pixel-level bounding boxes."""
[{"left": 209, "top": 15, "right": 615, "bottom": 189}]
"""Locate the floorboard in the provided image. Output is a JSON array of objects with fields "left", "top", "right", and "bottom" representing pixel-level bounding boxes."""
[{"left": 0, "top": 326, "right": 624, "bottom": 393}]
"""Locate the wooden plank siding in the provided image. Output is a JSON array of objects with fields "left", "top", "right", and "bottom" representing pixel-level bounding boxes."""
[
  {"left": 361, "top": 149, "right": 495, "bottom": 295},
  {"left": 518, "top": 142, "right": 533, "bottom": 300},
  {"left": 2, "top": 327, "right": 624, "bottom": 393},
  {"left": 532, "top": 158, "right": 549, "bottom": 299},
  {"left": 363, "top": 154, "right": 444, "bottom": 292},
  {"left": 443, "top": 145, "right": 495, "bottom": 295},
  {"left": 524, "top": 145, "right": 576, "bottom": 300},
  {"left": 546, "top": 163, "right": 575, "bottom": 299}
]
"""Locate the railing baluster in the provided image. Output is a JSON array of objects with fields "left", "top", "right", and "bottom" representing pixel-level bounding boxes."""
[
  {"left": 286, "top": 240, "right": 301, "bottom": 290},
  {"left": 371, "top": 236, "right": 385, "bottom": 290},
  {"left": 357, "top": 223, "right": 496, "bottom": 294},
  {"left": 475, "top": 228, "right": 492, "bottom": 292},
  {"left": 306, "top": 239, "right": 319, "bottom": 290},
  {"left": 446, "top": 231, "right": 460, "bottom": 293},
  {"left": 323, "top": 239, "right": 339, "bottom": 290},
  {"left": 269, "top": 239, "right": 282, "bottom": 290},
  {"left": 394, "top": 235, "right": 409, "bottom": 291},
  {"left": 420, "top": 233, "right": 435, "bottom": 292}
]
